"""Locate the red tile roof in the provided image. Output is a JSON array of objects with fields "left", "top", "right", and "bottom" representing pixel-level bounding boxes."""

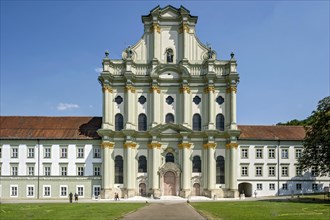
[{"left": 0, "top": 116, "right": 306, "bottom": 141}]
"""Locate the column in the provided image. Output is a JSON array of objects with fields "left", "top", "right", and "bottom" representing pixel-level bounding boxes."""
[
  {"left": 124, "top": 141, "right": 137, "bottom": 197},
  {"left": 152, "top": 23, "right": 160, "bottom": 59},
  {"left": 178, "top": 142, "right": 191, "bottom": 197},
  {"left": 101, "top": 141, "right": 115, "bottom": 199},
  {"left": 125, "top": 84, "right": 136, "bottom": 130},
  {"left": 102, "top": 84, "right": 113, "bottom": 129},
  {"left": 227, "top": 86, "right": 237, "bottom": 130},
  {"left": 226, "top": 142, "right": 238, "bottom": 191},
  {"left": 148, "top": 142, "right": 161, "bottom": 197},
  {"left": 180, "top": 85, "right": 190, "bottom": 126},
  {"left": 182, "top": 23, "right": 189, "bottom": 59},
  {"left": 205, "top": 85, "right": 215, "bottom": 129},
  {"left": 203, "top": 143, "right": 216, "bottom": 190},
  {"left": 151, "top": 85, "right": 160, "bottom": 126}
]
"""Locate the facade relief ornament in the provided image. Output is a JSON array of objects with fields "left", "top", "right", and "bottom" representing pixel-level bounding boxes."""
[
  {"left": 124, "top": 142, "right": 137, "bottom": 148},
  {"left": 150, "top": 23, "right": 161, "bottom": 33},
  {"left": 125, "top": 85, "right": 136, "bottom": 93},
  {"left": 179, "top": 85, "right": 191, "bottom": 94},
  {"left": 101, "top": 141, "right": 115, "bottom": 149},
  {"left": 178, "top": 143, "right": 191, "bottom": 149},
  {"left": 148, "top": 142, "right": 162, "bottom": 149},
  {"left": 226, "top": 86, "right": 237, "bottom": 94},
  {"left": 203, "top": 143, "right": 217, "bottom": 149},
  {"left": 225, "top": 143, "right": 238, "bottom": 149},
  {"left": 150, "top": 85, "right": 160, "bottom": 94},
  {"left": 204, "top": 86, "right": 215, "bottom": 93},
  {"left": 102, "top": 85, "right": 113, "bottom": 93}
]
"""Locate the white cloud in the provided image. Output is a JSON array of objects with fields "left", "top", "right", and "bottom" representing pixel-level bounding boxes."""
[
  {"left": 94, "top": 67, "right": 103, "bottom": 73},
  {"left": 57, "top": 103, "right": 79, "bottom": 111}
]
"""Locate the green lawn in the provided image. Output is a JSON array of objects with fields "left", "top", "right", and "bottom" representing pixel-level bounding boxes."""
[
  {"left": 0, "top": 203, "right": 145, "bottom": 220},
  {"left": 192, "top": 200, "right": 330, "bottom": 220}
]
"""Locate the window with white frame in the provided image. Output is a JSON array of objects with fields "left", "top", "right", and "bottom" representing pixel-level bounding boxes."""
[
  {"left": 77, "top": 186, "right": 84, "bottom": 197},
  {"left": 311, "top": 167, "right": 318, "bottom": 177},
  {"left": 257, "top": 183, "right": 263, "bottom": 190},
  {"left": 10, "top": 185, "right": 18, "bottom": 197},
  {"left": 312, "top": 183, "right": 318, "bottom": 191},
  {"left": 282, "top": 183, "right": 288, "bottom": 190},
  {"left": 43, "top": 186, "right": 51, "bottom": 197},
  {"left": 241, "top": 148, "right": 248, "bottom": 159},
  {"left": 0, "top": 146, "right": 2, "bottom": 158},
  {"left": 94, "top": 147, "right": 101, "bottom": 158},
  {"left": 256, "top": 166, "right": 263, "bottom": 176},
  {"left": 281, "top": 166, "right": 289, "bottom": 176},
  {"left": 295, "top": 149, "right": 302, "bottom": 159},
  {"left": 296, "top": 183, "right": 302, "bottom": 190},
  {"left": 93, "top": 165, "right": 101, "bottom": 176},
  {"left": 27, "top": 147, "right": 34, "bottom": 158},
  {"left": 268, "top": 148, "right": 275, "bottom": 159},
  {"left": 77, "top": 166, "right": 84, "bottom": 176},
  {"left": 11, "top": 164, "right": 18, "bottom": 176},
  {"left": 296, "top": 167, "right": 302, "bottom": 176},
  {"left": 60, "top": 186, "right": 67, "bottom": 197},
  {"left": 93, "top": 185, "right": 101, "bottom": 197},
  {"left": 60, "top": 147, "right": 67, "bottom": 158},
  {"left": 77, "top": 147, "right": 84, "bottom": 158},
  {"left": 44, "top": 165, "right": 51, "bottom": 176},
  {"left": 27, "top": 165, "right": 35, "bottom": 176},
  {"left": 60, "top": 165, "right": 67, "bottom": 176},
  {"left": 44, "top": 147, "right": 51, "bottom": 158},
  {"left": 281, "top": 149, "right": 289, "bottom": 159},
  {"left": 241, "top": 166, "right": 248, "bottom": 176},
  {"left": 11, "top": 147, "right": 18, "bottom": 158},
  {"left": 269, "top": 183, "right": 275, "bottom": 190},
  {"left": 268, "top": 166, "right": 276, "bottom": 177},
  {"left": 256, "top": 149, "right": 263, "bottom": 159},
  {"left": 27, "top": 185, "right": 34, "bottom": 197}
]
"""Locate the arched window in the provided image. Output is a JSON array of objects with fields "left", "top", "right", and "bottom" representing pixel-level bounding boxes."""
[
  {"left": 138, "top": 156, "right": 147, "bottom": 173},
  {"left": 138, "top": 113, "right": 147, "bottom": 131},
  {"left": 165, "top": 113, "right": 175, "bottom": 123},
  {"left": 216, "top": 156, "right": 225, "bottom": 184},
  {"left": 166, "top": 48, "right": 174, "bottom": 63},
  {"left": 216, "top": 114, "right": 225, "bottom": 131},
  {"left": 192, "top": 156, "right": 201, "bottom": 172},
  {"left": 115, "top": 114, "right": 124, "bottom": 131},
  {"left": 192, "top": 114, "right": 201, "bottom": 131},
  {"left": 165, "top": 152, "right": 174, "bottom": 163},
  {"left": 115, "top": 155, "right": 123, "bottom": 184}
]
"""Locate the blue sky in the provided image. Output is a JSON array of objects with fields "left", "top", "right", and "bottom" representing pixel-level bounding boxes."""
[{"left": 1, "top": 0, "right": 329, "bottom": 125}]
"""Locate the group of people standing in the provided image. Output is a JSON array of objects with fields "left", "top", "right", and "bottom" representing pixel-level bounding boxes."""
[{"left": 69, "top": 192, "right": 79, "bottom": 203}]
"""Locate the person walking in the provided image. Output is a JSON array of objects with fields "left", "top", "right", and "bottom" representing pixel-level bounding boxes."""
[{"left": 69, "top": 192, "right": 73, "bottom": 203}]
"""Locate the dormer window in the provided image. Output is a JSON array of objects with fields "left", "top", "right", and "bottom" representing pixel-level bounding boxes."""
[{"left": 166, "top": 48, "right": 174, "bottom": 63}]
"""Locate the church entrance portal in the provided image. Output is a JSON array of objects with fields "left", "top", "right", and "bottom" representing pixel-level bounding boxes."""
[
  {"left": 192, "top": 183, "right": 200, "bottom": 196},
  {"left": 139, "top": 183, "right": 146, "bottom": 196},
  {"left": 238, "top": 182, "right": 252, "bottom": 197},
  {"left": 164, "top": 171, "right": 176, "bottom": 196}
]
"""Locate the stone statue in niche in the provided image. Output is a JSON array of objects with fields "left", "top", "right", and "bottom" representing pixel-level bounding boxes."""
[
  {"left": 126, "top": 46, "right": 133, "bottom": 59},
  {"left": 166, "top": 48, "right": 174, "bottom": 63}
]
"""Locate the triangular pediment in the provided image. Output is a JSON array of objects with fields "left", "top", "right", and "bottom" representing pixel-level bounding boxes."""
[
  {"left": 161, "top": 10, "right": 178, "bottom": 18},
  {"left": 149, "top": 123, "right": 192, "bottom": 136}
]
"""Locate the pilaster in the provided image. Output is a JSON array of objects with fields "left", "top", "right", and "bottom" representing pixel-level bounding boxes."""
[
  {"left": 150, "top": 83, "right": 160, "bottom": 126},
  {"left": 148, "top": 141, "right": 162, "bottom": 197},
  {"left": 226, "top": 142, "right": 238, "bottom": 191},
  {"left": 180, "top": 84, "right": 191, "bottom": 126},
  {"left": 124, "top": 141, "right": 137, "bottom": 197},
  {"left": 102, "top": 84, "right": 113, "bottom": 129},
  {"left": 226, "top": 85, "right": 237, "bottom": 130},
  {"left": 125, "top": 83, "right": 136, "bottom": 130},
  {"left": 205, "top": 84, "right": 215, "bottom": 129},
  {"left": 101, "top": 141, "right": 115, "bottom": 199},
  {"left": 178, "top": 142, "right": 191, "bottom": 197},
  {"left": 203, "top": 142, "right": 216, "bottom": 191}
]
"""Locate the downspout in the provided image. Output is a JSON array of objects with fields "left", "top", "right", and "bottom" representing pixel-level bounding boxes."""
[
  {"left": 37, "top": 139, "right": 40, "bottom": 199},
  {"left": 277, "top": 139, "right": 280, "bottom": 196}
]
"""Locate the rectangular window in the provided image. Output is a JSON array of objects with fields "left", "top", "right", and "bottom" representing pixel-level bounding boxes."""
[
  {"left": 311, "top": 167, "right": 318, "bottom": 177},
  {"left": 94, "top": 165, "right": 101, "bottom": 176},
  {"left": 60, "top": 186, "right": 67, "bottom": 197},
  {"left": 93, "top": 186, "right": 101, "bottom": 197},
  {"left": 241, "top": 149, "right": 248, "bottom": 159},
  {"left": 296, "top": 183, "right": 302, "bottom": 190},
  {"left": 312, "top": 184, "right": 318, "bottom": 191},
  {"left": 281, "top": 149, "right": 289, "bottom": 159},
  {"left": 295, "top": 149, "right": 302, "bottom": 159},
  {"left": 11, "top": 148, "right": 18, "bottom": 158},
  {"left": 77, "top": 166, "right": 84, "bottom": 176},
  {"left": 11, "top": 185, "right": 18, "bottom": 197},
  {"left": 268, "top": 149, "right": 275, "bottom": 159},
  {"left": 44, "top": 147, "right": 51, "bottom": 158},
  {"left": 0, "top": 146, "right": 2, "bottom": 158},
  {"left": 44, "top": 166, "right": 51, "bottom": 176},
  {"left": 77, "top": 186, "right": 84, "bottom": 197},
  {"left": 11, "top": 165, "right": 18, "bottom": 176},
  {"left": 257, "top": 183, "right": 263, "bottom": 190},
  {"left": 268, "top": 166, "right": 276, "bottom": 177},
  {"left": 256, "top": 166, "right": 263, "bottom": 176},
  {"left": 282, "top": 183, "right": 288, "bottom": 190},
  {"left": 269, "top": 183, "right": 275, "bottom": 190},
  {"left": 94, "top": 147, "right": 101, "bottom": 158},
  {"left": 241, "top": 166, "right": 248, "bottom": 176},
  {"left": 28, "top": 165, "right": 35, "bottom": 176},
  {"left": 27, "top": 148, "right": 35, "bottom": 158},
  {"left": 60, "top": 165, "right": 67, "bottom": 176},
  {"left": 281, "top": 167, "right": 289, "bottom": 177},
  {"left": 60, "top": 147, "right": 68, "bottom": 158},
  {"left": 77, "top": 147, "right": 84, "bottom": 158},
  {"left": 27, "top": 186, "right": 34, "bottom": 197},
  {"left": 256, "top": 149, "right": 263, "bottom": 159},
  {"left": 296, "top": 167, "right": 302, "bottom": 176},
  {"left": 44, "top": 186, "right": 51, "bottom": 197}
]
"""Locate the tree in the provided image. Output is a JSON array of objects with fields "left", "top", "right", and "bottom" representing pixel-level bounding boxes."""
[{"left": 299, "top": 96, "right": 330, "bottom": 176}]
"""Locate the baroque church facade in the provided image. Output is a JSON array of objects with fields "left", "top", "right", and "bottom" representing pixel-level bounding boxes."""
[{"left": 0, "top": 6, "right": 328, "bottom": 200}]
